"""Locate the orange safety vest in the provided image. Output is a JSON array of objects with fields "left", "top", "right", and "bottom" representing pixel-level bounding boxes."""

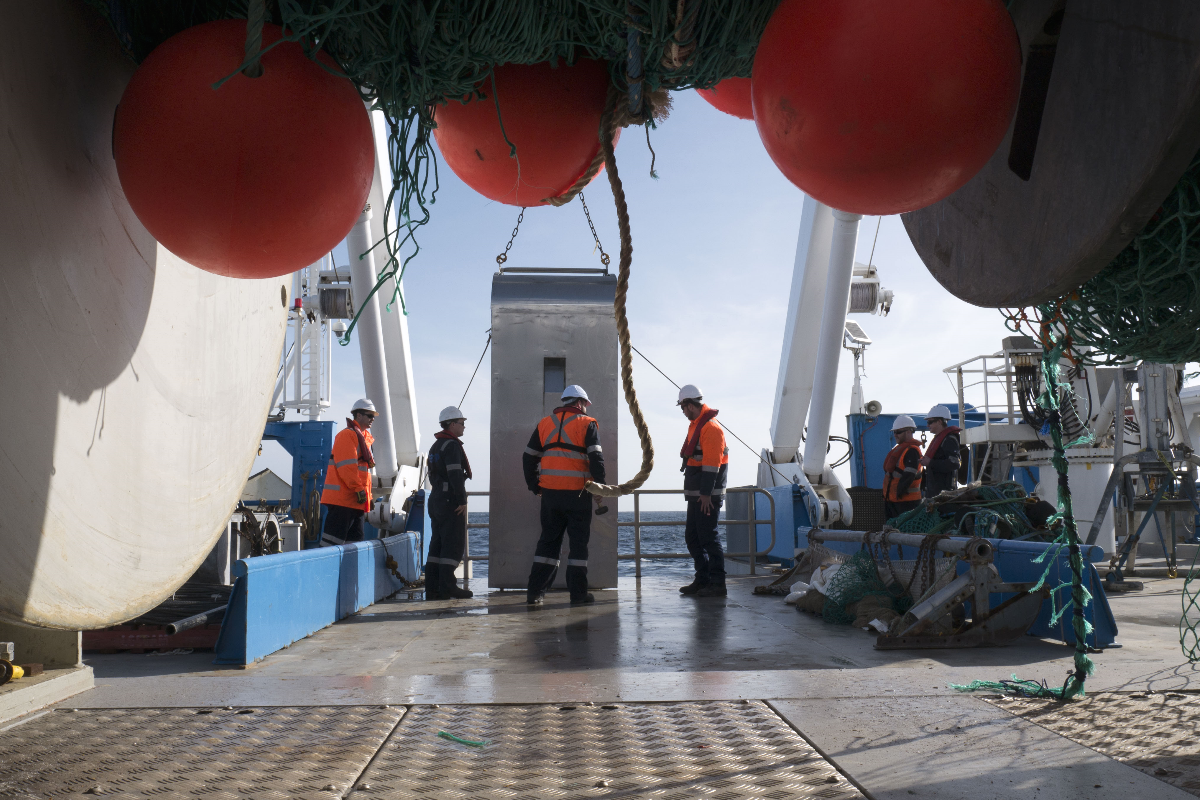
[
  {"left": 535, "top": 409, "right": 598, "bottom": 491},
  {"left": 682, "top": 406, "right": 729, "bottom": 470},
  {"left": 881, "top": 440, "right": 923, "bottom": 503},
  {"left": 321, "top": 422, "right": 375, "bottom": 510}
]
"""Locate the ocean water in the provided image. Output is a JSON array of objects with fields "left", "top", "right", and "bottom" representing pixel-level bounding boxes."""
[{"left": 465, "top": 510, "right": 731, "bottom": 585}]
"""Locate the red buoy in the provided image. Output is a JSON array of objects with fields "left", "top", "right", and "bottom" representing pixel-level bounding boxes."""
[
  {"left": 752, "top": 0, "right": 1021, "bottom": 215},
  {"left": 434, "top": 60, "right": 612, "bottom": 206},
  {"left": 696, "top": 77, "right": 753, "bottom": 120},
  {"left": 113, "top": 20, "right": 374, "bottom": 279}
]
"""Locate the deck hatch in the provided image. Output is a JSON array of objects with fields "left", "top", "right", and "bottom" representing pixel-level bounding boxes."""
[
  {"left": 349, "top": 700, "right": 862, "bottom": 799},
  {"left": 0, "top": 706, "right": 403, "bottom": 799},
  {"left": 987, "top": 692, "right": 1200, "bottom": 797}
]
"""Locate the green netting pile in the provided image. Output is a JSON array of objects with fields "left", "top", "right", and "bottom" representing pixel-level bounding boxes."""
[
  {"left": 87, "top": 0, "right": 780, "bottom": 327},
  {"left": 886, "top": 482, "right": 1057, "bottom": 542},
  {"left": 1021, "top": 153, "right": 1200, "bottom": 364},
  {"left": 821, "top": 549, "right": 911, "bottom": 626}
]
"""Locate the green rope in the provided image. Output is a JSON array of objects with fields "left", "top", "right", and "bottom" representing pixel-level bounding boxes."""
[
  {"left": 437, "top": 730, "right": 488, "bottom": 747},
  {"left": 952, "top": 331, "right": 1094, "bottom": 701}
]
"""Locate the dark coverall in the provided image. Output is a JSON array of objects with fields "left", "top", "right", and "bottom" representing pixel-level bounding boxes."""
[
  {"left": 522, "top": 415, "right": 605, "bottom": 602},
  {"left": 426, "top": 434, "right": 471, "bottom": 596},
  {"left": 683, "top": 412, "right": 729, "bottom": 588},
  {"left": 922, "top": 430, "right": 962, "bottom": 498}
]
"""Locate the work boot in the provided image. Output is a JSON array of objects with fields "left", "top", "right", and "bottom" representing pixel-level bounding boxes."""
[
  {"left": 424, "top": 565, "right": 444, "bottom": 600},
  {"left": 570, "top": 593, "right": 596, "bottom": 605},
  {"left": 679, "top": 580, "right": 705, "bottom": 595},
  {"left": 526, "top": 561, "right": 557, "bottom": 604},
  {"left": 440, "top": 566, "right": 473, "bottom": 599},
  {"left": 565, "top": 565, "right": 589, "bottom": 602},
  {"left": 696, "top": 582, "right": 727, "bottom": 598}
]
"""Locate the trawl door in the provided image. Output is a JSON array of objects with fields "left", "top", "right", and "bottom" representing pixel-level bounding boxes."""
[{"left": 488, "top": 273, "right": 618, "bottom": 589}]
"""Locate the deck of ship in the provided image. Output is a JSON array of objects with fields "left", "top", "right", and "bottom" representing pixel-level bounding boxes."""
[{"left": 3, "top": 571, "right": 1198, "bottom": 799}]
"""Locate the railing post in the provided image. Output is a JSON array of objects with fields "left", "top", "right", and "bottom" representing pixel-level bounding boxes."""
[
  {"left": 634, "top": 492, "right": 642, "bottom": 580},
  {"left": 748, "top": 490, "right": 755, "bottom": 576}
]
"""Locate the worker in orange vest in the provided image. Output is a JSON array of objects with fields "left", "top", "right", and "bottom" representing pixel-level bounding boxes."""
[
  {"left": 676, "top": 385, "right": 730, "bottom": 598},
  {"left": 319, "top": 398, "right": 377, "bottom": 546},
  {"left": 522, "top": 385, "right": 606, "bottom": 606},
  {"left": 882, "top": 415, "right": 923, "bottom": 520}
]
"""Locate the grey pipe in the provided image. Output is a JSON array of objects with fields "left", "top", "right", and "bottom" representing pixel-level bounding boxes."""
[
  {"left": 165, "top": 605, "right": 228, "bottom": 636},
  {"left": 809, "top": 528, "right": 990, "bottom": 559}
]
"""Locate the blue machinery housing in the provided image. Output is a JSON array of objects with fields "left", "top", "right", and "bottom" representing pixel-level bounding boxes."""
[{"left": 742, "top": 488, "right": 1116, "bottom": 648}]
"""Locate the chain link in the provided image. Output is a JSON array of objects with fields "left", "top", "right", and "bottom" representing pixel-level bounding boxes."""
[
  {"left": 579, "top": 193, "right": 611, "bottom": 271},
  {"left": 495, "top": 207, "right": 526, "bottom": 267}
]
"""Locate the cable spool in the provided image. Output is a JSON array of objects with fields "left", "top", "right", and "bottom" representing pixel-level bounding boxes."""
[
  {"left": 319, "top": 287, "right": 353, "bottom": 319},
  {"left": 848, "top": 282, "right": 879, "bottom": 314},
  {"left": 903, "top": 0, "right": 1200, "bottom": 307}
]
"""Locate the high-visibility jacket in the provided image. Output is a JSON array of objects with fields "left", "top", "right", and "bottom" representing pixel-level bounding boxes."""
[
  {"left": 523, "top": 406, "right": 605, "bottom": 491},
  {"left": 882, "top": 440, "right": 923, "bottom": 503},
  {"left": 321, "top": 420, "right": 375, "bottom": 510},
  {"left": 682, "top": 405, "right": 729, "bottom": 498}
]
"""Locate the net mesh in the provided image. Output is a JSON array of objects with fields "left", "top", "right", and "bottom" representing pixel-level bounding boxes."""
[
  {"left": 821, "top": 549, "right": 910, "bottom": 626},
  {"left": 1010, "top": 153, "right": 1200, "bottom": 364}
]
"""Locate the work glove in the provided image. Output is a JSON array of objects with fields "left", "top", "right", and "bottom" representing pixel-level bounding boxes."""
[{"left": 355, "top": 490, "right": 367, "bottom": 504}]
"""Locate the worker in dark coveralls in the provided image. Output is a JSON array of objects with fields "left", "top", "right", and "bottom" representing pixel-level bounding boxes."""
[
  {"left": 921, "top": 404, "right": 962, "bottom": 498},
  {"left": 522, "top": 385, "right": 606, "bottom": 607},
  {"left": 424, "top": 405, "right": 473, "bottom": 600},
  {"left": 675, "top": 385, "right": 730, "bottom": 598}
]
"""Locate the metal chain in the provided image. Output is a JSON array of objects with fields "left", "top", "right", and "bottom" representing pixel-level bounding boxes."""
[
  {"left": 495, "top": 207, "right": 526, "bottom": 267},
  {"left": 579, "top": 193, "right": 611, "bottom": 271}
]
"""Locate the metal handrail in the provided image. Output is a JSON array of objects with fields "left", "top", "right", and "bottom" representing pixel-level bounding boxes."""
[{"left": 455, "top": 487, "right": 776, "bottom": 582}]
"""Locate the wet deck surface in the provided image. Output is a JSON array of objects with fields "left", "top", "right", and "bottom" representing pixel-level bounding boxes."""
[{"left": 19, "top": 573, "right": 1200, "bottom": 799}]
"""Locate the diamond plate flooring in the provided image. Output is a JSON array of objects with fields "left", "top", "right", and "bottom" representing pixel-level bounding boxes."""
[
  {"left": 348, "top": 701, "right": 862, "bottom": 799},
  {"left": 0, "top": 706, "right": 404, "bottom": 799},
  {"left": 987, "top": 692, "right": 1200, "bottom": 797}
]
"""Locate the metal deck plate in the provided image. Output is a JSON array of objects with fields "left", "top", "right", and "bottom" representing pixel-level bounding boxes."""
[
  {"left": 350, "top": 701, "right": 862, "bottom": 799},
  {"left": 988, "top": 692, "right": 1200, "bottom": 797},
  {"left": 0, "top": 706, "right": 403, "bottom": 799}
]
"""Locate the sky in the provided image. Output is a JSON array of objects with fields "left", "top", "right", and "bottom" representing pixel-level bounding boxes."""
[{"left": 253, "top": 90, "right": 1016, "bottom": 511}]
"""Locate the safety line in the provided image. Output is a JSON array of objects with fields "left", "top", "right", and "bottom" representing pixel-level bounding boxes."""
[
  {"left": 629, "top": 345, "right": 803, "bottom": 488},
  {"left": 458, "top": 331, "right": 492, "bottom": 408}
]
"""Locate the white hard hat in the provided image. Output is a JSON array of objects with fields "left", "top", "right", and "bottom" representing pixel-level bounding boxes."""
[
  {"left": 677, "top": 384, "right": 703, "bottom": 405},
  {"left": 438, "top": 405, "right": 466, "bottom": 423},
  {"left": 892, "top": 414, "right": 917, "bottom": 431},
  {"left": 927, "top": 404, "right": 952, "bottom": 421},
  {"left": 561, "top": 385, "right": 590, "bottom": 404},
  {"left": 351, "top": 398, "right": 377, "bottom": 415}
]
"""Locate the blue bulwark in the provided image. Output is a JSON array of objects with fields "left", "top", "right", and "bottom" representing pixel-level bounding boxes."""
[{"left": 213, "top": 531, "right": 422, "bottom": 666}]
